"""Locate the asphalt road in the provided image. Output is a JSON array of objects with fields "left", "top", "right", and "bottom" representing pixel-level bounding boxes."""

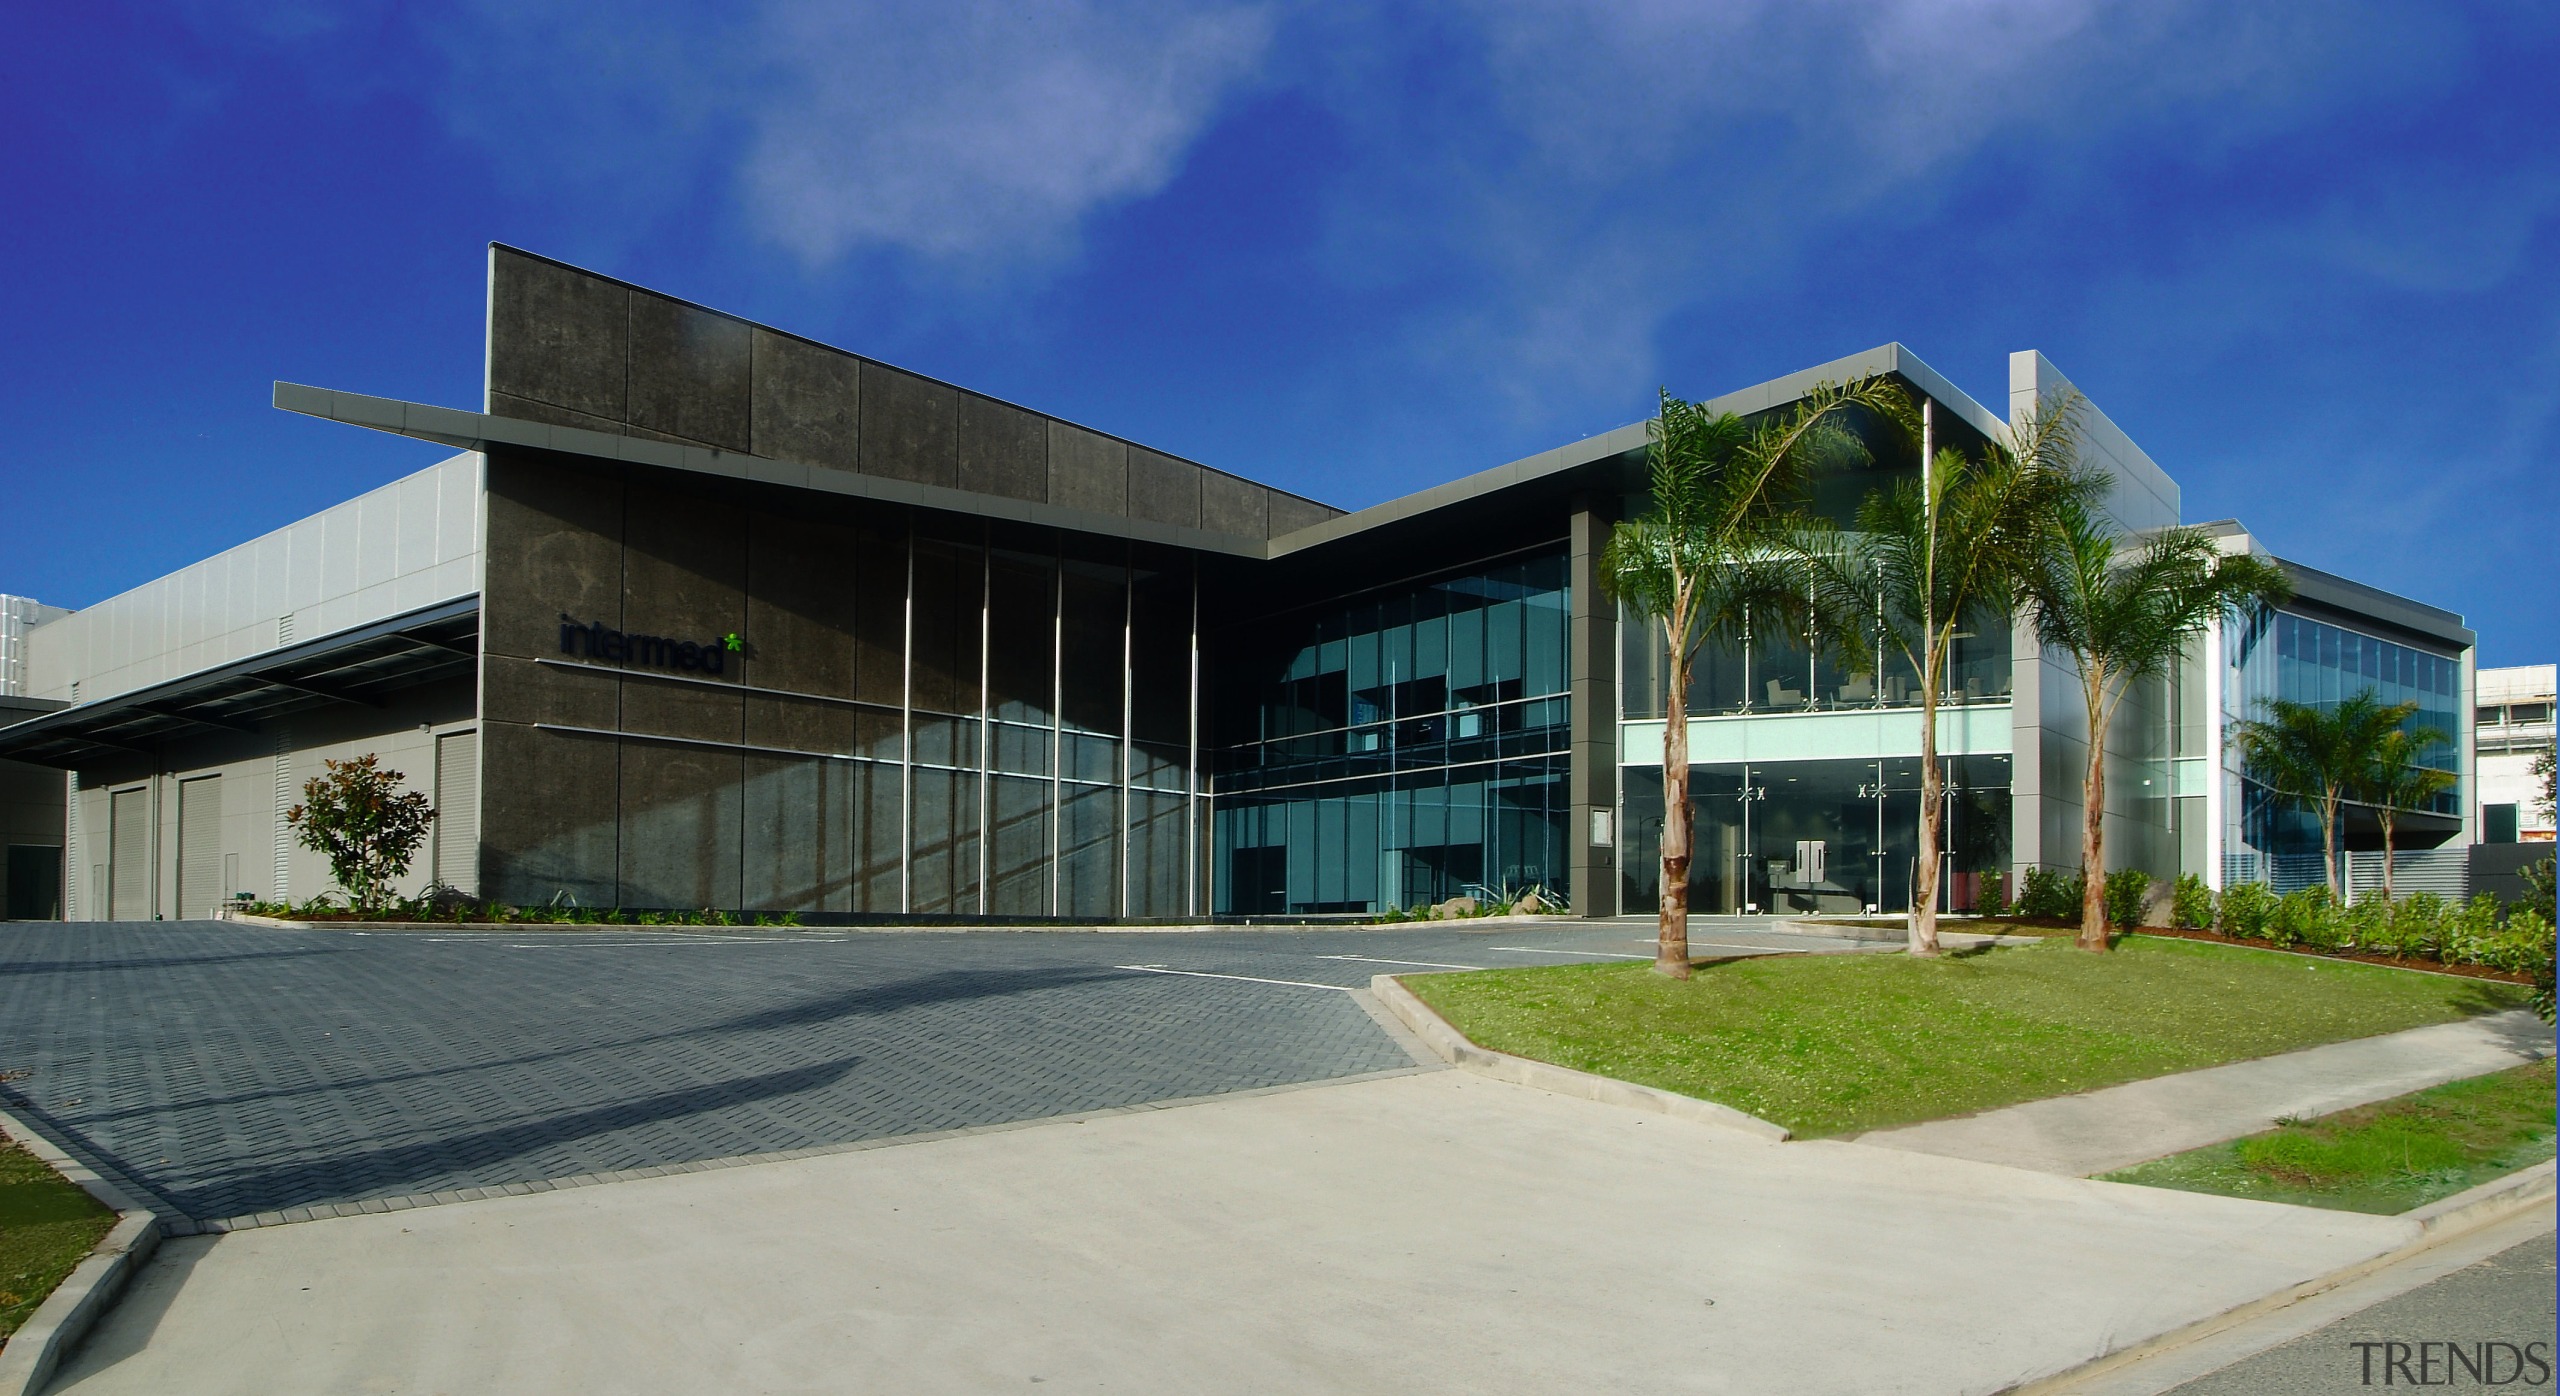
[
  {"left": 0, "top": 916, "right": 1841, "bottom": 1228},
  {"left": 2164, "top": 1230, "right": 2557, "bottom": 1395}
]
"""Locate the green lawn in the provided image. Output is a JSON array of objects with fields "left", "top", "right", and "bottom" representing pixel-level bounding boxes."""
[
  {"left": 1402, "top": 936, "right": 2528, "bottom": 1138},
  {"left": 0, "top": 1141, "right": 114, "bottom": 1347},
  {"left": 2101, "top": 1060, "right": 2555, "bottom": 1214}
]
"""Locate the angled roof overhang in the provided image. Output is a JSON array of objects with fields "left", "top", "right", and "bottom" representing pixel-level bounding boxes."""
[{"left": 0, "top": 598, "right": 479, "bottom": 769}]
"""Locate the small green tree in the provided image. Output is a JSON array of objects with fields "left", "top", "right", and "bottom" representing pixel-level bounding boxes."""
[
  {"left": 286, "top": 755, "right": 436, "bottom": 912},
  {"left": 2359, "top": 726, "right": 2456, "bottom": 902},
  {"left": 2228, "top": 691, "right": 2413, "bottom": 902}
]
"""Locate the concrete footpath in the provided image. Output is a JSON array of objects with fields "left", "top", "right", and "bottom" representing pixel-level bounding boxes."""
[
  {"left": 50, "top": 1071, "right": 2421, "bottom": 1396},
  {"left": 1855, "top": 1010, "right": 2554, "bottom": 1177}
]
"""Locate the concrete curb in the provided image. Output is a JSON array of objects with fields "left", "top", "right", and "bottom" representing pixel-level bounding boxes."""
[
  {"left": 0, "top": 1109, "right": 163, "bottom": 1396},
  {"left": 2004, "top": 1161, "right": 2559, "bottom": 1395},
  {"left": 2407, "top": 1157, "right": 2555, "bottom": 1235},
  {"left": 1366, "top": 974, "right": 1792, "bottom": 1141}
]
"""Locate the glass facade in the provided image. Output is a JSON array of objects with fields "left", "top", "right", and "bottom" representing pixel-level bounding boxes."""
[
  {"left": 1620, "top": 572, "right": 2013, "bottom": 718},
  {"left": 1619, "top": 755, "right": 2012, "bottom": 915},
  {"left": 730, "top": 514, "right": 1203, "bottom": 919},
  {"left": 1209, "top": 552, "right": 1572, "bottom": 914},
  {"left": 2225, "top": 607, "right": 2463, "bottom": 869}
]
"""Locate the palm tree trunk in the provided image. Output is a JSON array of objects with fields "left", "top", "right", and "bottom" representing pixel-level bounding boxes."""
[
  {"left": 1658, "top": 635, "right": 1694, "bottom": 979},
  {"left": 2078, "top": 722, "right": 2110, "bottom": 952},
  {"left": 2378, "top": 808, "right": 2396, "bottom": 903},
  {"left": 2320, "top": 789, "right": 2342, "bottom": 902},
  {"left": 1911, "top": 639, "right": 1943, "bottom": 957}
]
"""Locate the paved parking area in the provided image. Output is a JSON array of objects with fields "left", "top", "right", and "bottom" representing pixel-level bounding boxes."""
[{"left": 0, "top": 917, "right": 1836, "bottom": 1228}]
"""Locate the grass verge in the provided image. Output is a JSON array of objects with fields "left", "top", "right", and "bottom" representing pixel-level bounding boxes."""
[
  {"left": 0, "top": 1141, "right": 115, "bottom": 1348},
  {"left": 1401, "top": 936, "right": 2527, "bottom": 1138},
  {"left": 2099, "top": 1059, "right": 2555, "bottom": 1214}
]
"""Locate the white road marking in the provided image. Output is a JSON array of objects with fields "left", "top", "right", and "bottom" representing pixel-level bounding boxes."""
[
  {"left": 1485, "top": 946, "right": 1652, "bottom": 960},
  {"left": 1117, "top": 965, "right": 1354, "bottom": 992},
  {"left": 1312, "top": 954, "right": 1486, "bottom": 970}
]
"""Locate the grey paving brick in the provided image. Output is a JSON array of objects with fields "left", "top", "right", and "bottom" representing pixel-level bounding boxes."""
[{"left": 0, "top": 923, "right": 1432, "bottom": 1223}]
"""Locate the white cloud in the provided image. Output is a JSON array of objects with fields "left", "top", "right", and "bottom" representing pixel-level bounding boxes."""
[{"left": 740, "top": 0, "right": 1274, "bottom": 266}]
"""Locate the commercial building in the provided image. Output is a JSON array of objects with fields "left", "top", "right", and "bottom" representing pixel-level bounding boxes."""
[
  {"left": 2476, "top": 664, "right": 2556, "bottom": 844},
  {"left": 0, "top": 247, "right": 2483, "bottom": 921}
]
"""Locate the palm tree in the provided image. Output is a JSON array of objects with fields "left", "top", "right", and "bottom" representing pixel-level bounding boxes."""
[
  {"left": 2228, "top": 691, "right": 2416, "bottom": 901},
  {"left": 2020, "top": 501, "right": 2291, "bottom": 950},
  {"left": 2360, "top": 725, "right": 2455, "bottom": 902},
  {"left": 1600, "top": 378, "right": 1912, "bottom": 978},
  {"left": 1825, "top": 394, "right": 2095, "bottom": 956}
]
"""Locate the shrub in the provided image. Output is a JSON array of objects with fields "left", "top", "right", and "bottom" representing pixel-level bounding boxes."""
[
  {"left": 2016, "top": 867, "right": 2083, "bottom": 920},
  {"left": 2270, "top": 886, "right": 2337, "bottom": 950},
  {"left": 2218, "top": 881, "right": 2278, "bottom": 941},
  {"left": 2439, "top": 895, "right": 2508, "bottom": 967},
  {"left": 1974, "top": 873, "right": 2010, "bottom": 918},
  {"left": 2171, "top": 874, "right": 2214, "bottom": 930},
  {"left": 2340, "top": 895, "right": 2391, "bottom": 954},
  {"left": 284, "top": 755, "right": 436, "bottom": 912},
  {"left": 2378, "top": 892, "right": 2446, "bottom": 961},
  {"left": 2103, "top": 869, "right": 2153, "bottom": 929}
]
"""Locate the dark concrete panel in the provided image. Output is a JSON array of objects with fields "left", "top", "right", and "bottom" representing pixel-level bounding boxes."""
[
  {"left": 617, "top": 739, "right": 742, "bottom": 910},
  {"left": 488, "top": 391, "right": 624, "bottom": 436},
  {"left": 745, "top": 509, "right": 857, "bottom": 697},
  {"left": 1199, "top": 472, "right": 1270, "bottom": 539},
  {"left": 1126, "top": 448, "right": 1201, "bottom": 529},
  {"left": 481, "top": 654, "right": 619, "bottom": 729},
  {"left": 1266, "top": 493, "right": 1337, "bottom": 538},
  {"left": 478, "top": 721, "right": 619, "bottom": 907},
  {"left": 750, "top": 329, "right": 859, "bottom": 472},
  {"left": 487, "top": 250, "right": 629, "bottom": 421},
  {"left": 742, "top": 693, "right": 856, "bottom": 754},
  {"left": 1047, "top": 423, "right": 1128, "bottom": 516},
  {"left": 858, "top": 363, "right": 958, "bottom": 489},
  {"left": 957, "top": 393, "right": 1048, "bottom": 502},
  {"left": 621, "top": 481, "right": 746, "bottom": 743},
  {"left": 483, "top": 454, "right": 625, "bottom": 660},
  {"left": 626, "top": 294, "right": 753, "bottom": 451}
]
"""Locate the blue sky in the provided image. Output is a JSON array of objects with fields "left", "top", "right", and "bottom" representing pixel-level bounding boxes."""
[{"left": 6, "top": 1, "right": 2555, "bottom": 663}]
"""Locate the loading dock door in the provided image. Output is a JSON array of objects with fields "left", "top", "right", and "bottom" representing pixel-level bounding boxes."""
[
  {"left": 109, "top": 786, "right": 150, "bottom": 920},
  {"left": 179, "top": 774, "right": 224, "bottom": 919}
]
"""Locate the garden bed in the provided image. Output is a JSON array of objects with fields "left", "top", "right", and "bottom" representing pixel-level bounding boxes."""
[
  {"left": 2125, "top": 924, "right": 2536, "bottom": 985},
  {"left": 1400, "top": 936, "right": 2529, "bottom": 1139},
  {"left": 2100, "top": 1059, "right": 2556, "bottom": 1214}
]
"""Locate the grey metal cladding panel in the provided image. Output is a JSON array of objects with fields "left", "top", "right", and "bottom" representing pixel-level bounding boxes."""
[
  {"left": 958, "top": 393, "right": 1049, "bottom": 503},
  {"left": 751, "top": 329, "right": 859, "bottom": 473},
  {"left": 1265, "top": 492, "right": 1336, "bottom": 538},
  {"left": 858, "top": 362, "right": 958, "bottom": 489},
  {"left": 1125, "top": 447, "right": 1200, "bottom": 529},
  {"left": 1199, "top": 470, "right": 1270, "bottom": 539},
  {"left": 488, "top": 249, "right": 630, "bottom": 421},
  {"left": 1048, "top": 421, "right": 1128, "bottom": 516},
  {"left": 627, "top": 294, "right": 753, "bottom": 452},
  {"left": 2280, "top": 562, "right": 2475, "bottom": 649}
]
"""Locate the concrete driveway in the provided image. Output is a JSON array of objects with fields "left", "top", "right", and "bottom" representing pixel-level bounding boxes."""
[{"left": 50, "top": 1068, "right": 2419, "bottom": 1396}]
